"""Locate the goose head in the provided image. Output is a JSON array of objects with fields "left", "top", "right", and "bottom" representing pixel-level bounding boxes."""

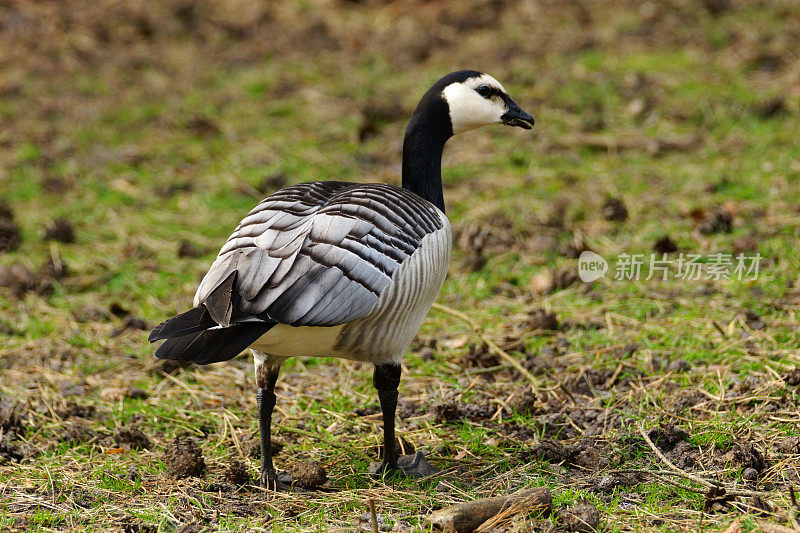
[
  {"left": 402, "top": 71, "right": 534, "bottom": 210},
  {"left": 408, "top": 70, "right": 534, "bottom": 140},
  {"left": 411, "top": 70, "right": 534, "bottom": 137},
  {"left": 442, "top": 71, "right": 534, "bottom": 134}
]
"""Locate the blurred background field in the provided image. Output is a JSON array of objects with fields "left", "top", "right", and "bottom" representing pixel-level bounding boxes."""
[{"left": 1, "top": 1, "right": 799, "bottom": 531}]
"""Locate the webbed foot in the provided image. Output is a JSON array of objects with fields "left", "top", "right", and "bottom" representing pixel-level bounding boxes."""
[
  {"left": 260, "top": 469, "right": 292, "bottom": 491},
  {"left": 370, "top": 451, "right": 439, "bottom": 479}
]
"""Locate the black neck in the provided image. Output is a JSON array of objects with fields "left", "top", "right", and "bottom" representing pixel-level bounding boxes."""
[
  {"left": 400, "top": 70, "right": 487, "bottom": 213},
  {"left": 401, "top": 94, "right": 452, "bottom": 213}
]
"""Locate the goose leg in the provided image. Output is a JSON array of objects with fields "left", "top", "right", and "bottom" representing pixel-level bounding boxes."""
[
  {"left": 371, "top": 363, "right": 438, "bottom": 479},
  {"left": 255, "top": 357, "right": 290, "bottom": 490}
]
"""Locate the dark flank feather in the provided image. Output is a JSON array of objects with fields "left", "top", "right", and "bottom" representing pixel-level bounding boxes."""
[
  {"left": 154, "top": 322, "right": 274, "bottom": 365},
  {"left": 150, "top": 270, "right": 273, "bottom": 364},
  {"left": 148, "top": 306, "right": 216, "bottom": 342}
]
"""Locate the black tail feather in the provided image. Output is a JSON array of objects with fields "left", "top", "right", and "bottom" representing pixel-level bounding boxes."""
[
  {"left": 149, "top": 306, "right": 216, "bottom": 342},
  {"left": 154, "top": 322, "right": 274, "bottom": 365}
]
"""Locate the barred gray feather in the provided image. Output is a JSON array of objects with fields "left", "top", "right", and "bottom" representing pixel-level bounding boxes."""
[{"left": 194, "top": 181, "right": 444, "bottom": 328}]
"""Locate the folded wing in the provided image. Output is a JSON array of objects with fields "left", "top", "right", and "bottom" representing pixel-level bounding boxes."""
[{"left": 150, "top": 181, "right": 444, "bottom": 363}]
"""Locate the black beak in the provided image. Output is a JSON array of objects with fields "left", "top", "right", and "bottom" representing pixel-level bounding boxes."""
[{"left": 500, "top": 96, "right": 534, "bottom": 130}]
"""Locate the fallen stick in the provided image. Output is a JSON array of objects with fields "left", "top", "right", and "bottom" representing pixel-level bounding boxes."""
[{"left": 427, "top": 487, "right": 551, "bottom": 533}]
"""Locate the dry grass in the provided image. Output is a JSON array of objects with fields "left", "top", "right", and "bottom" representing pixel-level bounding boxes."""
[{"left": 1, "top": 0, "right": 800, "bottom": 531}]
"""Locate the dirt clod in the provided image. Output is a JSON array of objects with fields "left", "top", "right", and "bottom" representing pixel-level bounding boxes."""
[
  {"left": 257, "top": 173, "right": 288, "bottom": 194},
  {"left": 666, "top": 359, "right": 691, "bottom": 373},
  {"left": 432, "top": 400, "right": 494, "bottom": 423},
  {"left": 186, "top": 116, "right": 221, "bottom": 137},
  {"left": 57, "top": 400, "right": 95, "bottom": 419},
  {"left": 224, "top": 459, "right": 251, "bottom": 486},
  {"left": 61, "top": 420, "right": 96, "bottom": 445},
  {"left": 74, "top": 305, "right": 110, "bottom": 323},
  {"left": 177, "top": 240, "right": 203, "bottom": 258},
  {"left": 0, "top": 398, "right": 28, "bottom": 435},
  {"left": 558, "top": 235, "right": 592, "bottom": 258},
  {"left": 0, "top": 437, "right": 29, "bottom": 463},
  {"left": 733, "top": 234, "right": 759, "bottom": 255},
  {"left": 648, "top": 424, "right": 689, "bottom": 452},
  {"left": 165, "top": 437, "right": 206, "bottom": 479},
  {"left": 152, "top": 358, "right": 191, "bottom": 375},
  {"left": 0, "top": 263, "right": 53, "bottom": 297},
  {"left": 455, "top": 220, "right": 517, "bottom": 271},
  {"left": 704, "top": 486, "right": 734, "bottom": 513},
  {"left": 462, "top": 342, "right": 499, "bottom": 370},
  {"left": 741, "top": 309, "right": 766, "bottom": 331},
  {"left": 40, "top": 255, "right": 69, "bottom": 280},
  {"left": 653, "top": 236, "right": 678, "bottom": 254},
  {"left": 742, "top": 467, "right": 758, "bottom": 481},
  {"left": 729, "top": 442, "right": 768, "bottom": 473},
  {"left": 289, "top": 460, "right": 327, "bottom": 488},
  {"left": 782, "top": 368, "right": 800, "bottom": 386},
  {"left": 109, "top": 302, "right": 129, "bottom": 317},
  {"left": 753, "top": 97, "right": 786, "bottom": 119},
  {"left": 774, "top": 436, "right": 800, "bottom": 454},
  {"left": 418, "top": 347, "right": 436, "bottom": 361},
  {"left": 558, "top": 501, "right": 600, "bottom": 532},
  {"left": 0, "top": 218, "right": 21, "bottom": 252},
  {"left": 0, "top": 201, "right": 13, "bottom": 221},
  {"left": 111, "top": 315, "right": 149, "bottom": 337},
  {"left": 126, "top": 388, "right": 149, "bottom": 400},
  {"left": 526, "top": 439, "right": 569, "bottom": 464},
  {"left": 696, "top": 208, "right": 732, "bottom": 235},
  {"left": 602, "top": 198, "right": 628, "bottom": 222},
  {"left": 511, "top": 389, "right": 540, "bottom": 414},
  {"left": 524, "top": 308, "right": 560, "bottom": 331},
  {"left": 114, "top": 426, "right": 152, "bottom": 450},
  {"left": 553, "top": 268, "right": 579, "bottom": 290},
  {"left": 41, "top": 176, "right": 70, "bottom": 194},
  {"left": 44, "top": 217, "right": 76, "bottom": 243},
  {"left": 568, "top": 439, "right": 613, "bottom": 471},
  {"left": 748, "top": 495, "right": 773, "bottom": 516},
  {"left": 592, "top": 473, "right": 642, "bottom": 493}
]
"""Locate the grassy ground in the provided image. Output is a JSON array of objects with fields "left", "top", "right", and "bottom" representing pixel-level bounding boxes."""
[{"left": 1, "top": 1, "right": 799, "bottom": 531}]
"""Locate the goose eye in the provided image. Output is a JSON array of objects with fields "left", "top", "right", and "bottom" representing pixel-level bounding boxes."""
[{"left": 476, "top": 85, "right": 492, "bottom": 98}]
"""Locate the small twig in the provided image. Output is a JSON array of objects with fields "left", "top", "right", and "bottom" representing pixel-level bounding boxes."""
[
  {"left": 367, "top": 498, "right": 378, "bottom": 533},
  {"left": 432, "top": 303, "right": 539, "bottom": 390},
  {"left": 712, "top": 321, "right": 727, "bottom": 338},
  {"left": 603, "top": 363, "right": 624, "bottom": 389},
  {"left": 557, "top": 381, "right": 578, "bottom": 406},
  {"left": 223, "top": 411, "right": 246, "bottom": 460},
  {"left": 159, "top": 371, "right": 203, "bottom": 407}
]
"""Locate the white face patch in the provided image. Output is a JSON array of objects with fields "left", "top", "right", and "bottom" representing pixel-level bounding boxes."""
[{"left": 442, "top": 74, "right": 509, "bottom": 134}]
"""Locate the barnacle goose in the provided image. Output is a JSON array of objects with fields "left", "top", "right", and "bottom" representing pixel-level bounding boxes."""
[{"left": 149, "top": 70, "right": 534, "bottom": 489}]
